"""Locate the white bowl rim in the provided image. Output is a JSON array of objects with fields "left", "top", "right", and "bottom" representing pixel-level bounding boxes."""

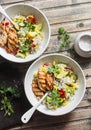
[
  {"left": 24, "top": 53, "right": 86, "bottom": 116},
  {"left": 0, "top": 3, "right": 51, "bottom": 63}
]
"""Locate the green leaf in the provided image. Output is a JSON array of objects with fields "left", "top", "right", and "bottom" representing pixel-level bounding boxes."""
[
  {"left": 61, "top": 41, "right": 67, "bottom": 47},
  {"left": 6, "top": 87, "right": 15, "bottom": 93},
  {"left": 0, "top": 90, "right": 5, "bottom": 94},
  {"left": 0, "top": 82, "right": 20, "bottom": 116},
  {"left": 58, "top": 35, "right": 63, "bottom": 40},
  {"left": 58, "top": 27, "right": 65, "bottom": 34},
  {"left": 24, "top": 21, "right": 35, "bottom": 31},
  {"left": 58, "top": 27, "right": 71, "bottom": 48},
  {"left": 64, "top": 32, "right": 70, "bottom": 40}
]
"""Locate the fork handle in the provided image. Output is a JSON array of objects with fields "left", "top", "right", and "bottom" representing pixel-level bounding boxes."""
[
  {"left": 21, "top": 92, "right": 48, "bottom": 123},
  {"left": 0, "top": 5, "right": 14, "bottom": 25}
]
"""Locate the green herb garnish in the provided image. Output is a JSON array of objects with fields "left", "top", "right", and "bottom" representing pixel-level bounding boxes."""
[
  {"left": 0, "top": 82, "right": 20, "bottom": 116},
  {"left": 24, "top": 21, "right": 35, "bottom": 31},
  {"left": 58, "top": 27, "right": 71, "bottom": 47},
  {"left": 44, "top": 89, "right": 64, "bottom": 110},
  {"left": 20, "top": 39, "right": 32, "bottom": 52}
]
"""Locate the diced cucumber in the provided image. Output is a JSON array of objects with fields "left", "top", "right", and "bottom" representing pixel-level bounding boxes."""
[
  {"left": 58, "top": 63, "right": 67, "bottom": 69},
  {"left": 71, "top": 73, "right": 78, "bottom": 82},
  {"left": 46, "top": 96, "right": 52, "bottom": 103},
  {"left": 35, "top": 23, "right": 42, "bottom": 31},
  {"left": 25, "top": 51, "right": 30, "bottom": 56},
  {"left": 16, "top": 52, "right": 26, "bottom": 58},
  {"left": 19, "top": 22, "right": 25, "bottom": 27},
  {"left": 55, "top": 70, "right": 68, "bottom": 79}
]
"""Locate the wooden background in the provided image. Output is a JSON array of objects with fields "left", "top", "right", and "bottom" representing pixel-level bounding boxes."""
[{"left": 0, "top": 0, "right": 91, "bottom": 130}]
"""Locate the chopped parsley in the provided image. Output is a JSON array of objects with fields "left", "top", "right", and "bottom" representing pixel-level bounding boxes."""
[
  {"left": 58, "top": 27, "right": 71, "bottom": 47},
  {"left": 0, "top": 82, "right": 20, "bottom": 116}
]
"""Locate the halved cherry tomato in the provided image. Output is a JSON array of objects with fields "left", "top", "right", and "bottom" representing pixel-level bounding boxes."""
[
  {"left": 58, "top": 89, "right": 66, "bottom": 98},
  {"left": 30, "top": 43, "right": 35, "bottom": 48},
  {"left": 28, "top": 17, "right": 36, "bottom": 23},
  {"left": 43, "top": 63, "right": 49, "bottom": 66},
  {"left": 5, "top": 22, "right": 9, "bottom": 26}
]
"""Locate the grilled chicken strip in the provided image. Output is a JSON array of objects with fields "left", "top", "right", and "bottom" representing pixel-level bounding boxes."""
[
  {"left": 0, "top": 19, "right": 19, "bottom": 54},
  {"left": 0, "top": 20, "right": 8, "bottom": 47},
  {"left": 32, "top": 69, "right": 55, "bottom": 98},
  {"left": 46, "top": 73, "right": 54, "bottom": 91},
  {"left": 7, "top": 25, "right": 19, "bottom": 51},
  {"left": 0, "top": 31, "right": 7, "bottom": 47},
  {"left": 32, "top": 79, "right": 44, "bottom": 98},
  {"left": 38, "top": 69, "right": 47, "bottom": 92}
]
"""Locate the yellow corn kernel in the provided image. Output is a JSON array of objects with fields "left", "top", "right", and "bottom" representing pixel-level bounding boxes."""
[
  {"left": 62, "top": 100, "right": 69, "bottom": 106},
  {"left": 53, "top": 85, "right": 58, "bottom": 90},
  {"left": 13, "top": 19, "right": 17, "bottom": 22},
  {"left": 27, "top": 32, "right": 37, "bottom": 39}
]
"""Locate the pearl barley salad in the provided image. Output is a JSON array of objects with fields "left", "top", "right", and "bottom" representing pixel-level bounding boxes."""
[
  {"left": 13, "top": 15, "right": 43, "bottom": 58},
  {"left": 0, "top": 15, "right": 43, "bottom": 58},
  {"left": 32, "top": 61, "right": 79, "bottom": 110}
]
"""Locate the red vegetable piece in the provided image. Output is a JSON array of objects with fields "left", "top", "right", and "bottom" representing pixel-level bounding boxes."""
[
  {"left": 13, "top": 48, "right": 19, "bottom": 55},
  {"left": 5, "top": 22, "right": 9, "bottom": 26},
  {"left": 65, "top": 67, "right": 73, "bottom": 72},
  {"left": 5, "top": 46, "right": 12, "bottom": 53},
  {"left": 28, "top": 17, "right": 36, "bottom": 23},
  {"left": 58, "top": 89, "right": 66, "bottom": 98},
  {"left": 30, "top": 43, "right": 35, "bottom": 48},
  {"left": 43, "top": 63, "right": 49, "bottom": 66}
]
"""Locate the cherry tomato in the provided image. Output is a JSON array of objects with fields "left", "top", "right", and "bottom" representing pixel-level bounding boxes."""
[
  {"left": 28, "top": 17, "right": 36, "bottom": 23},
  {"left": 58, "top": 89, "right": 66, "bottom": 98},
  {"left": 30, "top": 43, "right": 35, "bottom": 48},
  {"left": 5, "top": 22, "right": 9, "bottom": 26},
  {"left": 43, "top": 63, "right": 49, "bottom": 66}
]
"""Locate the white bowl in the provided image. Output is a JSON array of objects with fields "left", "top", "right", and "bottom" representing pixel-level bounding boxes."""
[
  {"left": 0, "top": 4, "right": 50, "bottom": 63},
  {"left": 24, "top": 53, "right": 86, "bottom": 116},
  {"left": 74, "top": 32, "right": 91, "bottom": 57}
]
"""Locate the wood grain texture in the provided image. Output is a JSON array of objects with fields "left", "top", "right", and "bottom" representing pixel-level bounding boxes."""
[
  {"left": 1, "top": 0, "right": 91, "bottom": 6},
  {"left": 0, "top": 0, "right": 91, "bottom": 130}
]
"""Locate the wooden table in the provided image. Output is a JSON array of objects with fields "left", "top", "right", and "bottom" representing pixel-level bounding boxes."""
[{"left": 0, "top": 0, "right": 91, "bottom": 130}]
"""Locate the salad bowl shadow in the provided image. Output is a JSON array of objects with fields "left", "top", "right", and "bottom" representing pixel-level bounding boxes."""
[
  {"left": 24, "top": 53, "right": 86, "bottom": 116},
  {"left": 0, "top": 4, "right": 50, "bottom": 63}
]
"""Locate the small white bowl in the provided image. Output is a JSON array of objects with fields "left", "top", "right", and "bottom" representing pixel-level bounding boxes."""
[
  {"left": 0, "top": 4, "right": 50, "bottom": 63},
  {"left": 24, "top": 53, "right": 86, "bottom": 116},
  {"left": 74, "top": 32, "right": 91, "bottom": 57}
]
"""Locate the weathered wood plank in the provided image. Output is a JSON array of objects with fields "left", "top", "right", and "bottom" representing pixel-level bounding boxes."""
[
  {"left": 50, "top": 20, "right": 91, "bottom": 36},
  {"left": 1, "top": 0, "right": 25, "bottom": 4},
  {"left": 45, "top": 31, "right": 91, "bottom": 61},
  {"left": 86, "top": 78, "right": 91, "bottom": 88},
  {"left": 77, "top": 98, "right": 91, "bottom": 108},
  {"left": 44, "top": 4, "right": 91, "bottom": 17},
  {"left": 2, "top": 0, "right": 91, "bottom": 22},
  {"left": 83, "top": 69, "right": 91, "bottom": 88},
  {"left": 84, "top": 69, "right": 91, "bottom": 76},
  {"left": 49, "top": 13, "right": 91, "bottom": 25},
  {"left": 27, "top": 0, "right": 91, "bottom": 9},
  {"left": 2, "top": 0, "right": 91, "bottom": 7},
  {"left": 41, "top": 119, "right": 91, "bottom": 130},
  {"left": 40, "top": 3, "right": 91, "bottom": 26},
  {"left": 8, "top": 119, "right": 91, "bottom": 130},
  {"left": 0, "top": 0, "right": 91, "bottom": 130},
  {"left": 12, "top": 107, "right": 91, "bottom": 129}
]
